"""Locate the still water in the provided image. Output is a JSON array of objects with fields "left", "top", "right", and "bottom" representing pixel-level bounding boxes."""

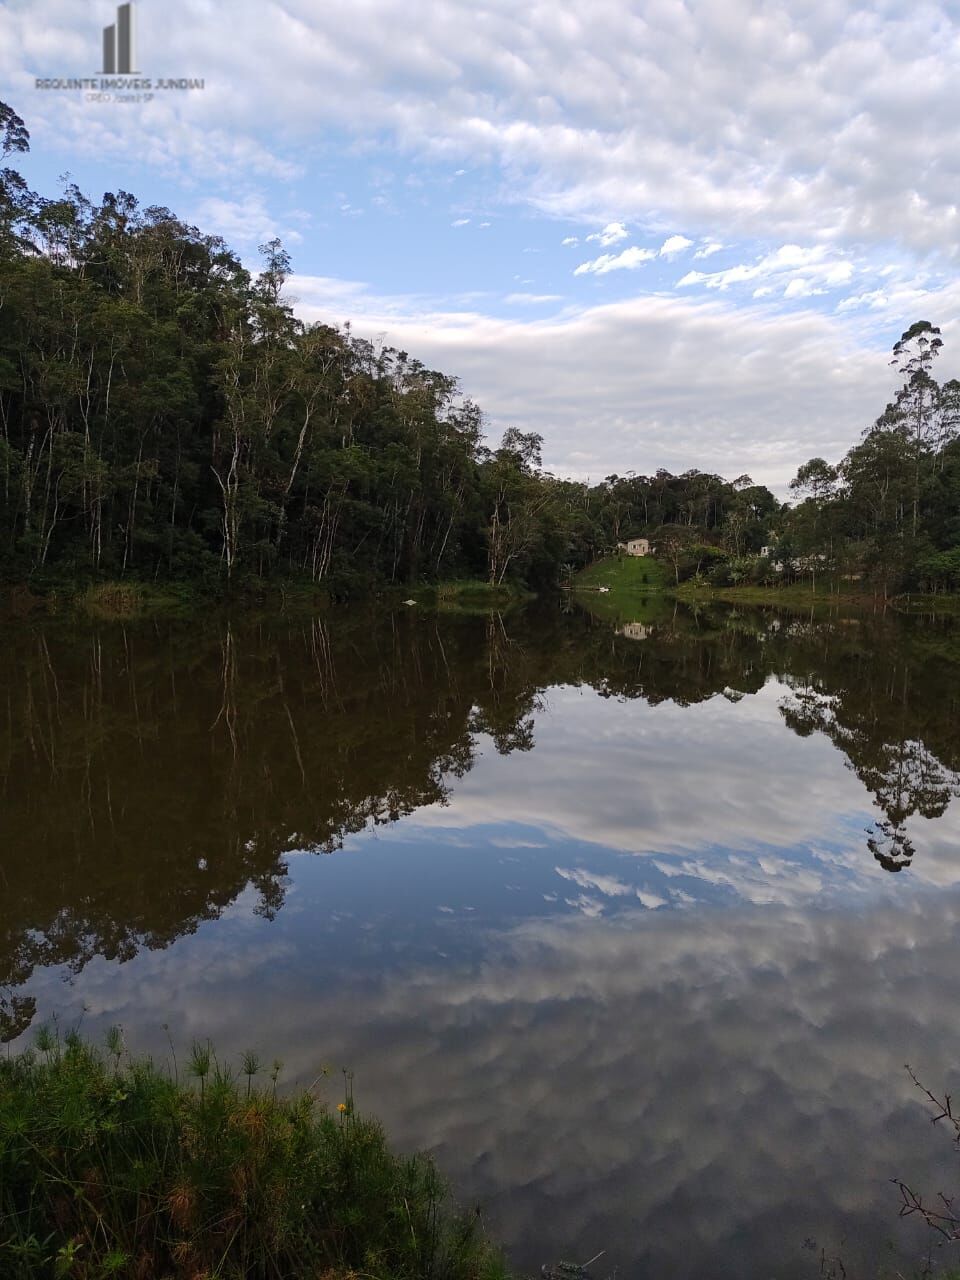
[{"left": 4, "top": 597, "right": 960, "bottom": 1277}]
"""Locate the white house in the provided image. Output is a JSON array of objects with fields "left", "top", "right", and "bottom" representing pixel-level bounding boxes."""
[{"left": 618, "top": 537, "right": 650, "bottom": 557}]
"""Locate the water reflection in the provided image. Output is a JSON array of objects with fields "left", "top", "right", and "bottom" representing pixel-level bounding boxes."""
[
  {"left": 4, "top": 601, "right": 960, "bottom": 1275},
  {"left": 4, "top": 604, "right": 960, "bottom": 1030}
]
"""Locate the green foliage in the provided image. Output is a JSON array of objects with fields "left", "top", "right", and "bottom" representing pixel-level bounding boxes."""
[
  {"left": 3, "top": 95, "right": 960, "bottom": 606},
  {"left": 0, "top": 100, "right": 575, "bottom": 598},
  {"left": 0, "top": 1029, "right": 507, "bottom": 1280},
  {"left": 576, "top": 554, "right": 668, "bottom": 593},
  {"left": 915, "top": 547, "right": 960, "bottom": 592}
]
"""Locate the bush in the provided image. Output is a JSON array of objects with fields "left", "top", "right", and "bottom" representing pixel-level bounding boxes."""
[
  {"left": 914, "top": 547, "right": 960, "bottom": 593},
  {"left": 0, "top": 1030, "right": 507, "bottom": 1280}
]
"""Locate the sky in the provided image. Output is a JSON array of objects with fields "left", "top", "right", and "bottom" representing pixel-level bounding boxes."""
[{"left": 4, "top": 0, "right": 960, "bottom": 491}]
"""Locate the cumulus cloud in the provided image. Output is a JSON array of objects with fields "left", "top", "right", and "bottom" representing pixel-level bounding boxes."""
[
  {"left": 291, "top": 269, "right": 960, "bottom": 488},
  {"left": 659, "top": 234, "right": 694, "bottom": 256},
  {"left": 451, "top": 217, "right": 471, "bottom": 226},
  {"left": 586, "top": 221, "right": 629, "bottom": 246},
  {"left": 192, "top": 194, "right": 304, "bottom": 247},
  {"left": 8, "top": 1, "right": 960, "bottom": 262},
  {"left": 573, "top": 245, "right": 656, "bottom": 276},
  {"left": 678, "top": 243, "right": 857, "bottom": 296},
  {"left": 637, "top": 889, "right": 667, "bottom": 908},
  {"left": 11, "top": 0, "right": 960, "bottom": 487}
]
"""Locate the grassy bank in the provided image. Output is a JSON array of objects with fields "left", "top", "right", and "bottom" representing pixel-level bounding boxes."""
[
  {"left": 1, "top": 575, "right": 536, "bottom": 623},
  {"left": 2, "top": 579, "right": 243, "bottom": 621},
  {"left": 673, "top": 580, "right": 960, "bottom": 615},
  {"left": 0, "top": 1030, "right": 506, "bottom": 1280},
  {"left": 671, "top": 580, "right": 876, "bottom": 610},
  {"left": 571, "top": 557, "right": 960, "bottom": 616},
  {"left": 574, "top": 554, "right": 668, "bottom": 594},
  {"left": 406, "top": 579, "right": 534, "bottom": 612}
]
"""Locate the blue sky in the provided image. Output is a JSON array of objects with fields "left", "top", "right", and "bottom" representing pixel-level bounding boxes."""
[{"left": 5, "top": 0, "right": 960, "bottom": 488}]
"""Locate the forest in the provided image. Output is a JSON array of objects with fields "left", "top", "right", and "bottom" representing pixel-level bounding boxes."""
[{"left": 1, "top": 98, "right": 959, "bottom": 599}]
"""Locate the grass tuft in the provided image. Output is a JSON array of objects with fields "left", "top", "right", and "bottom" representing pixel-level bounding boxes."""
[{"left": 0, "top": 1030, "right": 507, "bottom": 1280}]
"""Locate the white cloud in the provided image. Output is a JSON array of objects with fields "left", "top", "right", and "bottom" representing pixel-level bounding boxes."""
[
  {"left": 11, "top": 1, "right": 960, "bottom": 488},
  {"left": 8, "top": 0, "right": 960, "bottom": 264},
  {"left": 452, "top": 217, "right": 471, "bottom": 226},
  {"left": 192, "top": 194, "right": 304, "bottom": 247},
  {"left": 659, "top": 234, "right": 694, "bottom": 257},
  {"left": 556, "top": 867, "right": 635, "bottom": 897},
  {"left": 586, "top": 221, "right": 629, "bottom": 247},
  {"left": 290, "top": 268, "right": 960, "bottom": 488},
  {"left": 637, "top": 890, "right": 668, "bottom": 909},
  {"left": 561, "top": 236, "right": 579, "bottom": 246},
  {"left": 504, "top": 292, "right": 564, "bottom": 305},
  {"left": 574, "top": 246, "right": 656, "bottom": 276},
  {"left": 563, "top": 893, "right": 606, "bottom": 918},
  {"left": 783, "top": 278, "right": 825, "bottom": 299},
  {"left": 678, "top": 243, "right": 856, "bottom": 296}
]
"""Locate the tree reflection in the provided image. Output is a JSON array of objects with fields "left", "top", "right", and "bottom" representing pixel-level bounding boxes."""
[
  {"left": 3, "top": 601, "right": 960, "bottom": 1037},
  {"left": 777, "top": 616, "right": 960, "bottom": 876}
]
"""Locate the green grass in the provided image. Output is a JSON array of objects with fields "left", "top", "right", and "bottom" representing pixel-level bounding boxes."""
[
  {"left": 431, "top": 579, "right": 525, "bottom": 598},
  {"left": 0, "top": 1029, "right": 507, "bottom": 1280},
  {"left": 571, "top": 557, "right": 671, "bottom": 625},
  {"left": 669, "top": 579, "right": 959, "bottom": 614},
  {"left": 31, "top": 579, "right": 216, "bottom": 621},
  {"left": 77, "top": 581, "right": 155, "bottom": 619},
  {"left": 671, "top": 579, "right": 873, "bottom": 610},
  {"left": 405, "top": 580, "right": 533, "bottom": 612},
  {"left": 574, "top": 555, "right": 669, "bottom": 594}
]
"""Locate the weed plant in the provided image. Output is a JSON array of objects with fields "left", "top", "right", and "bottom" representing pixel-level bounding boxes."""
[{"left": 0, "top": 1027, "right": 507, "bottom": 1280}]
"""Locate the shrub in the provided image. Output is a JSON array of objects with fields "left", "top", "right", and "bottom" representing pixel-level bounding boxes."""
[
  {"left": 0, "top": 1029, "right": 507, "bottom": 1280},
  {"left": 707, "top": 561, "right": 734, "bottom": 587}
]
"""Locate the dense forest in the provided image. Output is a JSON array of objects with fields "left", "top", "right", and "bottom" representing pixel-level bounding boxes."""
[{"left": 1, "top": 99, "right": 959, "bottom": 598}]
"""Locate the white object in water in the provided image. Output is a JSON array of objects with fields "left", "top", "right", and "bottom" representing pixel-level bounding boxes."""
[{"left": 403, "top": 598, "right": 417, "bottom": 605}]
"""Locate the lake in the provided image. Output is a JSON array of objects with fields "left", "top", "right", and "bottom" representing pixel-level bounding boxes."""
[{"left": 4, "top": 596, "right": 960, "bottom": 1278}]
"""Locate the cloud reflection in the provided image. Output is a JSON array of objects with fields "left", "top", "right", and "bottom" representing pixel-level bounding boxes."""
[{"left": 23, "top": 881, "right": 960, "bottom": 1279}]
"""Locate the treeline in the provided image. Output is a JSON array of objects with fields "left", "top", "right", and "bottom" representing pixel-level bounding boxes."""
[
  {"left": 582, "top": 322, "right": 960, "bottom": 596},
  {"left": 2, "top": 97, "right": 959, "bottom": 598},
  {"left": 0, "top": 102, "right": 577, "bottom": 595},
  {"left": 779, "top": 321, "right": 960, "bottom": 594}
]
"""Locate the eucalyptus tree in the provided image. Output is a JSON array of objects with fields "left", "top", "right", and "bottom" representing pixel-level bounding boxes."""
[{"left": 887, "top": 321, "right": 943, "bottom": 536}]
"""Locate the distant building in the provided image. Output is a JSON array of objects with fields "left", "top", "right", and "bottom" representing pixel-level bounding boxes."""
[
  {"left": 617, "top": 622, "right": 652, "bottom": 641},
  {"left": 618, "top": 537, "right": 651, "bottom": 556}
]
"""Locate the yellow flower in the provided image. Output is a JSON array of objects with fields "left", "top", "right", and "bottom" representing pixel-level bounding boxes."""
[{"left": 337, "top": 1102, "right": 348, "bottom": 1113}]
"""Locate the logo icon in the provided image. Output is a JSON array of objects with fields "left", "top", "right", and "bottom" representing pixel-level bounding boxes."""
[
  {"left": 35, "top": 0, "right": 204, "bottom": 98},
  {"left": 101, "top": 2, "right": 138, "bottom": 75}
]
